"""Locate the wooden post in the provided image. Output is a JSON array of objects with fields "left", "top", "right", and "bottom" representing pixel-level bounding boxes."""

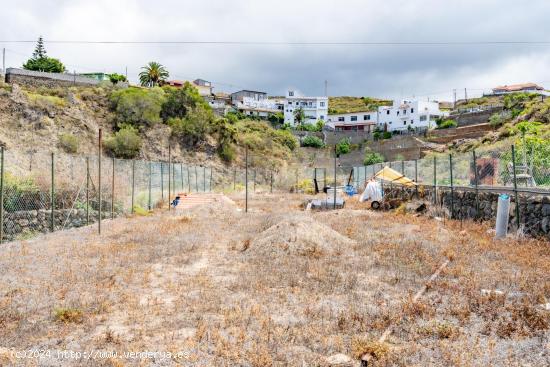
[
  {"left": 472, "top": 151, "right": 479, "bottom": 219},
  {"left": 449, "top": 154, "right": 454, "bottom": 219},
  {"left": 86, "top": 157, "right": 89, "bottom": 225}
]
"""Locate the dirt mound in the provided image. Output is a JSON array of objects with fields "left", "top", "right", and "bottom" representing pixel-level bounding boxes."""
[{"left": 250, "top": 214, "right": 354, "bottom": 257}]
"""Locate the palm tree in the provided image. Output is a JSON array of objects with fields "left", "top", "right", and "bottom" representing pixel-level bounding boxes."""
[
  {"left": 293, "top": 107, "right": 305, "bottom": 127},
  {"left": 139, "top": 62, "right": 169, "bottom": 87}
]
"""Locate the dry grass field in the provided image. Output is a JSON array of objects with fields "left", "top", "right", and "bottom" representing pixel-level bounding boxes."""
[{"left": 0, "top": 193, "right": 549, "bottom": 366}]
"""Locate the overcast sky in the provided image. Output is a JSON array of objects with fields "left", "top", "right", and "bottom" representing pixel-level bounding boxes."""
[{"left": 2, "top": 0, "right": 550, "bottom": 101}]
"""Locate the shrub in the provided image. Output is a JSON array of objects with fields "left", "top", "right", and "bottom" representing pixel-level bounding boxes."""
[
  {"left": 25, "top": 92, "right": 66, "bottom": 109},
  {"left": 3, "top": 173, "right": 40, "bottom": 212},
  {"left": 336, "top": 139, "right": 351, "bottom": 155},
  {"left": 168, "top": 107, "right": 213, "bottom": 146},
  {"left": 489, "top": 111, "right": 511, "bottom": 128},
  {"left": 109, "top": 73, "right": 127, "bottom": 84},
  {"left": 23, "top": 57, "right": 65, "bottom": 73},
  {"left": 109, "top": 87, "right": 165, "bottom": 128},
  {"left": 382, "top": 131, "right": 392, "bottom": 139},
  {"left": 161, "top": 83, "right": 209, "bottom": 121},
  {"left": 104, "top": 125, "right": 142, "bottom": 158},
  {"left": 273, "top": 129, "right": 298, "bottom": 151},
  {"left": 54, "top": 307, "right": 83, "bottom": 323},
  {"left": 363, "top": 149, "right": 384, "bottom": 165},
  {"left": 301, "top": 135, "right": 325, "bottom": 148},
  {"left": 58, "top": 133, "right": 79, "bottom": 153},
  {"left": 436, "top": 119, "right": 457, "bottom": 129},
  {"left": 213, "top": 118, "right": 238, "bottom": 162}
]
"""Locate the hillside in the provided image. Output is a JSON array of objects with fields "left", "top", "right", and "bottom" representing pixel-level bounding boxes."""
[
  {"left": 0, "top": 81, "right": 299, "bottom": 175},
  {"left": 328, "top": 96, "right": 392, "bottom": 114}
]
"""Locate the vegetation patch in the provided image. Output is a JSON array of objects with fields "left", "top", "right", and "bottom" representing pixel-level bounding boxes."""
[
  {"left": 58, "top": 133, "right": 79, "bottom": 153},
  {"left": 53, "top": 307, "right": 84, "bottom": 323}
]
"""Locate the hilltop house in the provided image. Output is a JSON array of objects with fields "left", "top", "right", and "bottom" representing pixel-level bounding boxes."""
[
  {"left": 283, "top": 90, "right": 328, "bottom": 126},
  {"left": 165, "top": 79, "right": 213, "bottom": 97},
  {"left": 492, "top": 83, "right": 544, "bottom": 95},
  {"left": 326, "top": 111, "right": 377, "bottom": 132}
]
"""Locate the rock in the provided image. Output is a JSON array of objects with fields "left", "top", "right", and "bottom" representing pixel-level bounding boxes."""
[
  {"left": 542, "top": 204, "right": 550, "bottom": 216},
  {"left": 326, "top": 353, "right": 353, "bottom": 366}
]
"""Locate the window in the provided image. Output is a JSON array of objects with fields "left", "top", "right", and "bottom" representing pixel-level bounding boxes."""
[
  {"left": 411, "top": 119, "right": 414, "bottom": 124},
  {"left": 364, "top": 115, "right": 370, "bottom": 120},
  {"left": 403, "top": 121, "right": 407, "bottom": 125},
  {"left": 389, "top": 121, "right": 392, "bottom": 124},
  {"left": 403, "top": 109, "right": 406, "bottom": 115},
  {"left": 288, "top": 91, "right": 294, "bottom": 96},
  {"left": 320, "top": 115, "right": 324, "bottom": 120},
  {"left": 288, "top": 101, "right": 293, "bottom": 105},
  {"left": 420, "top": 115, "right": 427, "bottom": 121},
  {"left": 386, "top": 110, "right": 390, "bottom": 115},
  {"left": 308, "top": 101, "right": 312, "bottom": 107},
  {"left": 411, "top": 108, "right": 414, "bottom": 113},
  {"left": 351, "top": 116, "right": 357, "bottom": 121},
  {"left": 397, "top": 111, "right": 399, "bottom": 116},
  {"left": 338, "top": 116, "right": 345, "bottom": 122},
  {"left": 320, "top": 101, "right": 326, "bottom": 107}
]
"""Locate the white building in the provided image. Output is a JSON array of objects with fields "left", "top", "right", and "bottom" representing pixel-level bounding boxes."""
[
  {"left": 326, "top": 99, "right": 446, "bottom": 132},
  {"left": 376, "top": 100, "right": 446, "bottom": 131},
  {"left": 326, "top": 111, "right": 377, "bottom": 132},
  {"left": 284, "top": 90, "right": 328, "bottom": 126}
]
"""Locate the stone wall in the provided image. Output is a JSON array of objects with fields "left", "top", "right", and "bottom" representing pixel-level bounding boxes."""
[
  {"left": 449, "top": 107, "right": 503, "bottom": 127},
  {"left": 4, "top": 208, "right": 111, "bottom": 241},
  {"left": 5, "top": 68, "right": 101, "bottom": 88},
  {"left": 384, "top": 185, "right": 550, "bottom": 238}
]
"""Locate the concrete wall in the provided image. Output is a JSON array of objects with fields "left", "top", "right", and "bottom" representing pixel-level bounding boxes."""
[
  {"left": 449, "top": 106, "right": 503, "bottom": 127},
  {"left": 5, "top": 68, "right": 101, "bottom": 88},
  {"left": 386, "top": 185, "right": 550, "bottom": 239},
  {"left": 427, "top": 123, "right": 494, "bottom": 144}
]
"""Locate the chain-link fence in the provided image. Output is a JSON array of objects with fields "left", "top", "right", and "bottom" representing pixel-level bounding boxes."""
[{"left": 0, "top": 148, "right": 214, "bottom": 242}]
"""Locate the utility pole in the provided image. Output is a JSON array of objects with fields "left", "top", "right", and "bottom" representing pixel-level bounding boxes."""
[
  {"left": 2, "top": 48, "right": 5, "bottom": 76},
  {"left": 464, "top": 88, "right": 468, "bottom": 103},
  {"left": 324, "top": 80, "right": 328, "bottom": 97},
  {"left": 125, "top": 66, "right": 128, "bottom": 79},
  {"left": 453, "top": 89, "right": 456, "bottom": 109}
]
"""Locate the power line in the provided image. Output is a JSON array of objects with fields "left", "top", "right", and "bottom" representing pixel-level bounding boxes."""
[{"left": 2, "top": 40, "right": 550, "bottom": 46}]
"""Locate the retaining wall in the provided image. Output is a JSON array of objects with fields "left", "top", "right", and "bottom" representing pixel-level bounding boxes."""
[
  {"left": 385, "top": 185, "right": 550, "bottom": 238},
  {"left": 5, "top": 68, "right": 101, "bottom": 88},
  {"left": 4, "top": 208, "right": 111, "bottom": 241}
]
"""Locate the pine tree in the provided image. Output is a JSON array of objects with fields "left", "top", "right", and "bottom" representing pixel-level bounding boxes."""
[{"left": 32, "top": 36, "right": 47, "bottom": 59}]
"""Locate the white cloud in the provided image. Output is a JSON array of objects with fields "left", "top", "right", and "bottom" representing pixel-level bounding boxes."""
[{"left": 1, "top": 0, "right": 550, "bottom": 100}]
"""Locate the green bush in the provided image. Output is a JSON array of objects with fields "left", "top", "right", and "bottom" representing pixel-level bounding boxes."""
[
  {"left": 104, "top": 125, "right": 142, "bottom": 158},
  {"left": 58, "top": 133, "right": 79, "bottom": 153},
  {"left": 161, "top": 84, "right": 209, "bottom": 121},
  {"left": 109, "top": 73, "right": 127, "bottom": 84},
  {"left": 301, "top": 135, "right": 325, "bottom": 148},
  {"left": 363, "top": 149, "right": 385, "bottom": 165},
  {"left": 109, "top": 87, "right": 165, "bottom": 128},
  {"left": 436, "top": 119, "right": 457, "bottom": 129},
  {"left": 23, "top": 57, "right": 65, "bottom": 73},
  {"left": 336, "top": 139, "right": 351, "bottom": 155},
  {"left": 3, "top": 173, "right": 40, "bottom": 212},
  {"left": 273, "top": 129, "right": 298, "bottom": 150},
  {"left": 168, "top": 107, "right": 214, "bottom": 146},
  {"left": 382, "top": 131, "right": 392, "bottom": 139}
]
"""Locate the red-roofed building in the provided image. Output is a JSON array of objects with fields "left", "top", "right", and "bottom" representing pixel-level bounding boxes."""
[{"left": 492, "top": 83, "right": 544, "bottom": 95}]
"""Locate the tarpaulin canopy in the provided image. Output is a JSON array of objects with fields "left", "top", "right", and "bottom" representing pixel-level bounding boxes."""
[{"left": 373, "top": 166, "right": 417, "bottom": 187}]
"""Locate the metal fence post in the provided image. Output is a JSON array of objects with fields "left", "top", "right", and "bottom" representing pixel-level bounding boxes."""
[
  {"left": 472, "top": 150, "right": 479, "bottom": 219},
  {"left": 160, "top": 163, "right": 164, "bottom": 201},
  {"left": 180, "top": 163, "right": 184, "bottom": 192},
  {"left": 333, "top": 145, "right": 337, "bottom": 209},
  {"left": 195, "top": 166, "right": 198, "bottom": 192},
  {"left": 511, "top": 145, "right": 520, "bottom": 229},
  {"left": 203, "top": 166, "right": 206, "bottom": 192},
  {"left": 148, "top": 161, "right": 152, "bottom": 210},
  {"left": 131, "top": 160, "right": 135, "bottom": 213},
  {"left": 209, "top": 167, "right": 213, "bottom": 192},
  {"left": 86, "top": 157, "right": 90, "bottom": 225},
  {"left": 245, "top": 146, "right": 248, "bottom": 213},
  {"left": 168, "top": 146, "right": 171, "bottom": 211},
  {"left": 414, "top": 159, "right": 418, "bottom": 198},
  {"left": 449, "top": 154, "right": 454, "bottom": 219},
  {"left": 433, "top": 156, "right": 437, "bottom": 205},
  {"left": 0, "top": 147, "right": 4, "bottom": 243},
  {"left": 111, "top": 157, "right": 115, "bottom": 220},
  {"left": 51, "top": 152, "right": 55, "bottom": 232},
  {"left": 98, "top": 129, "right": 102, "bottom": 234},
  {"left": 187, "top": 166, "right": 191, "bottom": 193},
  {"left": 270, "top": 170, "right": 273, "bottom": 193},
  {"left": 233, "top": 168, "right": 236, "bottom": 190}
]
